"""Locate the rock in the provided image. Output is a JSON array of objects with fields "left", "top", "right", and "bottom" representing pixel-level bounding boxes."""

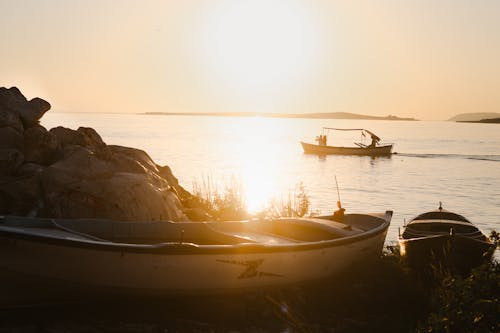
[
  {"left": 0, "top": 149, "right": 24, "bottom": 175},
  {"left": 108, "top": 145, "right": 159, "bottom": 173},
  {"left": 24, "top": 125, "right": 61, "bottom": 165},
  {"left": 0, "top": 110, "right": 23, "bottom": 133},
  {"left": 0, "top": 86, "right": 193, "bottom": 222},
  {"left": 50, "top": 126, "right": 98, "bottom": 148},
  {"left": 39, "top": 146, "right": 187, "bottom": 221},
  {"left": 0, "top": 174, "right": 42, "bottom": 215},
  {"left": 16, "top": 162, "right": 44, "bottom": 177},
  {"left": 28, "top": 97, "right": 51, "bottom": 117},
  {"left": 77, "top": 127, "right": 105, "bottom": 147},
  {"left": 158, "top": 165, "right": 190, "bottom": 199},
  {"left": 44, "top": 146, "right": 114, "bottom": 180},
  {"left": 0, "top": 126, "right": 24, "bottom": 150},
  {"left": 41, "top": 170, "right": 186, "bottom": 221},
  {"left": 0, "top": 87, "right": 51, "bottom": 128},
  {"left": 0, "top": 87, "right": 28, "bottom": 111}
]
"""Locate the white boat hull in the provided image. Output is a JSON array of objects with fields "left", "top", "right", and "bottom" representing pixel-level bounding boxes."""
[
  {"left": 0, "top": 213, "right": 391, "bottom": 295},
  {"left": 0, "top": 233, "right": 386, "bottom": 294}
]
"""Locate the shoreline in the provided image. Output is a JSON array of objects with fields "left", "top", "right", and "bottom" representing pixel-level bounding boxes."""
[{"left": 141, "top": 111, "right": 418, "bottom": 121}]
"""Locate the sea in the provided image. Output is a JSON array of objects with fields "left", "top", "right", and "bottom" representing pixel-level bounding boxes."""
[{"left": 41, "top": 113, "right": 500, "bottom": 246}]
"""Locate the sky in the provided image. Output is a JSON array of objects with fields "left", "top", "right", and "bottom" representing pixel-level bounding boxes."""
[{"left": 1, "top": 0, "right": 499, "bottom": 120}]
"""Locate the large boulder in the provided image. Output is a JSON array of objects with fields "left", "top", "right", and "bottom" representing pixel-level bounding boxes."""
[
  {"left": 0, "top": 126, "right": 24, "bottom": 150},
  {"left": 0, "top": 173, "right": 42, "bottom": 215},
  {"left": 39, "top": 146, "right": 186, "bottom": 221},
  {"left": 50, "top": 126, "right": 106, "bottom": 149},
  {"left": 0, "top": 86, "right": 190, "bottom": 221},
  {"left": 24, "top": 125, "right": 62, "bottom": 165},
  {"left": 0, "top": 109, "right": 23, "bottom": 133},
  {"left": 158, "top": 165, "right": 191, "bottom": 199},
  {"left": 0, "top": 87, "right": 50, "bottom": 128},
  {"left": 0, "top": 149, "right": 24, "bottom": 176}
]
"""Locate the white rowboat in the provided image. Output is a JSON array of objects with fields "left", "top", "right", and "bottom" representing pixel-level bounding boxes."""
[{"left": 0, "top": 212, "right": 392, "bottom": 295}]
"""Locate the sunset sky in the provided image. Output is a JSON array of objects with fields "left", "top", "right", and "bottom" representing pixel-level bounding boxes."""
[{"left": 1, "top": 0, "right": 499, "bottom": 120}]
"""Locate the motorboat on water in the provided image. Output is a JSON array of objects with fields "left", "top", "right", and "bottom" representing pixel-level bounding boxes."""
[
  {"left": 300, "top": 127, "right": 393, "bottom": 156},
  {"left": 0, "top": 211, "right": 392, "bottom": 295},
  {"left": 398, "top": 203, "right": 495, "bottom": 272}
]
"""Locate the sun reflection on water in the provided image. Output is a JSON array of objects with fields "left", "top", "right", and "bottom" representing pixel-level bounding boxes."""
[{"left": 222, "top": 117, "right": 290, "bottom": 213}]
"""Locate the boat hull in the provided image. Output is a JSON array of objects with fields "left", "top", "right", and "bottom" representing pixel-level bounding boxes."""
[
  {"left": 0, "top": 213, "right": 391, "bottom": 296},
  {"left": 399, "top": 234, "right": 493, "bottom": 272},
  {"left": 301, "top": 142, "right": 393, "bottom": 156}
]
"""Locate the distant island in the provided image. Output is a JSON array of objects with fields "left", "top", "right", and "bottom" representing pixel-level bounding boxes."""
[
  {"left": 143, "top": 112, "right": 417, "bottom": 121},
  {"left": 448, "top": 112, "right": 500, "bottom": 122},
  {"left": 457, "top": 118, "right": 500, "bottom": 124}
]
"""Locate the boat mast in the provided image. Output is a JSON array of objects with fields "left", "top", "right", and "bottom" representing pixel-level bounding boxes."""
[{"left": 335, "top": 175, "right": 342, "bottom": 209}]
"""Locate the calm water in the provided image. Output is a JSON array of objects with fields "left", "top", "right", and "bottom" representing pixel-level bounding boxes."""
[{"left": 42, "top": 113, "right": 500, "bottom": 244}]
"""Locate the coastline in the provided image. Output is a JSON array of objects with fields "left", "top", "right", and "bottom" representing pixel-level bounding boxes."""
[{"left": 142, "top": 111, "right": 418, "bottom": 121}]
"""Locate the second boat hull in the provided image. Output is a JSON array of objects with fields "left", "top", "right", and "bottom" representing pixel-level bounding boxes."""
[
  {"left": 399, "top": 234, "right": 493, "bottom": 272},
  {"left": 301, "top": 142, "right": 393, "bottom": 156}
]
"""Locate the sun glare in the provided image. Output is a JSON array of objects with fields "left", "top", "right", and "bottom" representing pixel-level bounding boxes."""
[
  {"left": 198, "top": 0, "right": 322, "bottom": 104},
  {"left": 217, "top": 117, "right": 288, "bottom": 213}
]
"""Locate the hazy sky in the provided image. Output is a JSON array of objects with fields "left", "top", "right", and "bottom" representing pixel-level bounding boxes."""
[{"left": 1, "top": 0, "right": 499, "bottom": 120}]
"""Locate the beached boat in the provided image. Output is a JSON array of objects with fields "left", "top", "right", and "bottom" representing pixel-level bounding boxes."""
[
  {"left": 0, "top": 212, "right": 392, "bottom": 295},
  {"left": 301, "top": 128, "right": 393, "bottom": 156},
  {"left": 399, "top": 203, "right": 495, "bottom": 272}
]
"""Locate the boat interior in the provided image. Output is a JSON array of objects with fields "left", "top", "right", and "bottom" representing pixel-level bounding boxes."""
[{"left": 0, "top": 214, "right": 388, "bottom": 246}]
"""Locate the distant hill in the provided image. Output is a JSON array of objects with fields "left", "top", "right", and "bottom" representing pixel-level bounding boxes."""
[
  {"left": 143, "top": 112, "right": 417, "bottom": 121},
  {"left": 448, "top": 113, "right": 500, "bottom": 122},
  {"left": 457, "top": 117, "right": 500, "bottom": 124}
]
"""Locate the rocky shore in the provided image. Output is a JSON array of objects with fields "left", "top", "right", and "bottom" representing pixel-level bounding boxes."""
[{"left": 0, "top": 87, "right": 199, "bottom": 222}]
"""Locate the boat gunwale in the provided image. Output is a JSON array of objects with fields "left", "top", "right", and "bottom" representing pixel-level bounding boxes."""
[
  {"left": 404, "top": 219, "right": 478, "bottom": 228},
  {"left": 0, "top": 213, "right": 391, "bottom": 255},
  {"left": 398, "top": 233, "right": 493, "bottom": 246}
]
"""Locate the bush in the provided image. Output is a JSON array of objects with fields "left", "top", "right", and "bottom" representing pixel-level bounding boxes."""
[{"left": 416, "top": 260, "right": 499, "bottom": 333}]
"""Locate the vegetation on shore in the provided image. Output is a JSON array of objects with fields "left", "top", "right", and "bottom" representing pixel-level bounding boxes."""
[{"left": 191, "top": 177, "right": 312, "bottom": 221}]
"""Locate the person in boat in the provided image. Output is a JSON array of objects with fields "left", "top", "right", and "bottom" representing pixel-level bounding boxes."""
[
  {"left": 368, "top": 134, "right": 380, "bottom": 148},
  {"left": 316, "top": 135, "right": 327, "bottom": 146}
]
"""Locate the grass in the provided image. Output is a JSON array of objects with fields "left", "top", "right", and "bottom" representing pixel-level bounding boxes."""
[
  {"left": 191, "top": 175, "right": 248, "bottom": 221},
  {"left": 190, "top": 177, "right": 312, "bottom": 221}
]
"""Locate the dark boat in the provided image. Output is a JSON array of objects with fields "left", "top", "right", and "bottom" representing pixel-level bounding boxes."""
[
  {"left": 300, "top": 127, "right": 393, "bottom": 156},
  {"left": 398, "top": 203, "right": 495, "bottom": 272}
]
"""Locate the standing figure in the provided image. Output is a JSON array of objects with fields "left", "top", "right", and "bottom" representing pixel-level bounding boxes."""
[{"left": 368, "top": 134, "right": 379, "bottom": 148}]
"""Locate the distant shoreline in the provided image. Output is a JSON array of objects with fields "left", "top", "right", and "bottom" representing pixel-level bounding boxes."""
[
  {"left": 457, "top": 118, "right": 500, "bottom": 124},
  {"left": 142, "top": 112, "right": 417, "bottom": 121}
]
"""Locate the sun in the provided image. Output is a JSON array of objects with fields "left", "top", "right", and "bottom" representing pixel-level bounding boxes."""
[{"left": 197, "top": 0, "right": 322, "bottom": 106}]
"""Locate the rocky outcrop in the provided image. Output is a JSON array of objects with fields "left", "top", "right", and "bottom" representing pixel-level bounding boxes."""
[{"left": 0, "top": 86, "right": 189, "bottom": 221}]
